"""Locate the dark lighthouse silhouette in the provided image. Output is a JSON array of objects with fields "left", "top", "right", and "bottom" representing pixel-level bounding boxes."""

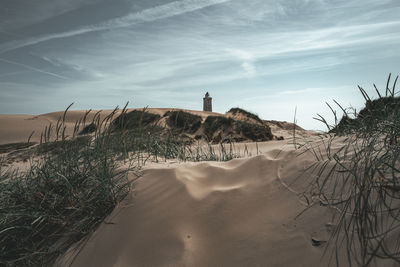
[{"left": 203, "top": 92, "right": 212, "bottom": 112}]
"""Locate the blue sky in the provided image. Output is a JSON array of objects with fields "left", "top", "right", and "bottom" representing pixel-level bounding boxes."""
[{"left": 0, "top": 0, "right": 399, "bottom": 130}]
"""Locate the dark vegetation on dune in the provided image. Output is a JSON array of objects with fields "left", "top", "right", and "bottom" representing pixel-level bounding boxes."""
[
  {"left": 111, "top": 108, "right": 273, "bottom": 144},
  {"left": 237, "top": 121, "right": 273, "bottom": 141},
  {"left": 203, "top": 115, "right": 273, "bottom": 143},
  {"left": 112, "top": 110, "right": 161, "bottom": 130},
  {"left": 301, "top": 73, "right": 400, "bottom": 267},
  {"left": 203, "top": 116, "right": 234, "bottom": 139},
  {"left": 78, "top": 122, "right": 97, "bottom": 135},
  {"left": 266, "top": 120, "right": 304, "bottom": 131},
  {"left": 227, "top": 107, "right": 264, "bottom": 123},
  {"left": 330, "top": 95, "right": 400, "bottom": 135},
  {"left": 164, "top": 110, "right": 202, "bottom": 134}
]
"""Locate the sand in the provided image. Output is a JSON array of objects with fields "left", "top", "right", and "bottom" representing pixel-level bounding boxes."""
[
  {"left": 2, "top": 108, "right": 381, "bottom": 267},
  {"left": 57, "top": 138, "right": 353, "bottom": 267}
]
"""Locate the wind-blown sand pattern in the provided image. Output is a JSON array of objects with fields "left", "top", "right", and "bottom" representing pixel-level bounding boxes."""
[{"left": 57, "top": 138, "right": 349, "bottom": 267}]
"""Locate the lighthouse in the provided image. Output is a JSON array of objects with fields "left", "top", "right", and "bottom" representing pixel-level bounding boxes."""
[{"left": 203, "top": 92, "right": 212, "bottom": 112}]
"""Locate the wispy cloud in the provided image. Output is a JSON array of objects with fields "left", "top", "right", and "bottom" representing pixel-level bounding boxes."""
[
  {"left": 0, "top": 0, "right": 231, "bottom": 54},
  {"left": 0, "top": 58, "right": 68, "bottom": 80},
  {"left": 0, "top": 71, "right": 33, "bottom": 78}
]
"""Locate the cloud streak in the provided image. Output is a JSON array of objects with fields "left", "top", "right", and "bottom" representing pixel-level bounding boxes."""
[
  {"left": 0, "top": 0, "right": 231, "bottom": 55},
  {"left": 0, "top": 58, "right": 68, "bottom": 80}
]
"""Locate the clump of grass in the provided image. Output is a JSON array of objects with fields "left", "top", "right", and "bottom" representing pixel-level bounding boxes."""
[
  {"left": 164, "top": 110, "right": 202, "bottom": 134},
  {"left": 236, "top": 121, "right": 273, "bottom": 141},
  {"left": 37, "top": 136, "right": 91, "bottom": 155},
  {"left": 0, "top": 127, "right": 134, "bottom": 266},
  {"left": 227, "top": 107, "right": 263, "bottom": 123},
  {"left": 299, "top": 73, "right": 400, "bottom": 267},
  {"left": 203, "top": 115, "right": 273, "bottom": 143},
  {"left": 203, "top": 116, "right": 234, "bottom": 139},
  {"left": 112, "top": 109, "right": 161, "bottom": 131},
  {"left": 78, "top": 122, "right": 97, "bottom": 135}
]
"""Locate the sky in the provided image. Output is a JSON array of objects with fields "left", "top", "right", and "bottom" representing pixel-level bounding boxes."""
[{"left": 0, "top": 0, "right": 399, "bottom": 130}]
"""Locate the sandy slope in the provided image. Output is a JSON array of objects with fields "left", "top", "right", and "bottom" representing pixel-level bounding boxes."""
[{"left": 58, "top": 139, "right": 358, "bottom": 267}]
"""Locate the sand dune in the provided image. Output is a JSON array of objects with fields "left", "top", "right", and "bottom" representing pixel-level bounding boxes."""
[
  {"left": 58, "top": 139, "right": 356, "bottom": 267},
  {"left": 3, "top": 109, "right": 365, "bottom": 266}
]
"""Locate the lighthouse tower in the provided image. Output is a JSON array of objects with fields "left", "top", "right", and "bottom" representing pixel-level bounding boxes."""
[{"left": 203, "top": 92, "right": 212, "bottom": 112}]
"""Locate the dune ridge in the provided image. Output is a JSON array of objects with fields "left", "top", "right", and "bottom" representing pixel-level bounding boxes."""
[{"left": 59, "top": 139, "right": 351, "bottom": 267}]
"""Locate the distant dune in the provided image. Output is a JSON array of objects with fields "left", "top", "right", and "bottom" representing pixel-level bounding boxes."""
[{"left": 0, "top": 108, "right": 315, "bottom": 145}]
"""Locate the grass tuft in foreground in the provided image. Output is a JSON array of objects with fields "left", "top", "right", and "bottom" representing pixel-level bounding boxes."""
[
  {"left": 0, "top": 131, "right": 134, "bottom": 266},
  {"left": 299, "top": 73, "right": 400, "bottom": 267}
]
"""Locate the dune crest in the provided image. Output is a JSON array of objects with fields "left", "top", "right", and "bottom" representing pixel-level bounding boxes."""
[
  {"left": 175, "top": 155, "right": 280, "bottom": 200},
  {"left": 59, "top": 139, "right": 349, "bottom": 267}
]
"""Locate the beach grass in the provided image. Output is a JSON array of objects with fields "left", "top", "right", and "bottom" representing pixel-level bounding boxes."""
[{"left": 298, "top": 73, "right": 400, "bottom": 267}]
